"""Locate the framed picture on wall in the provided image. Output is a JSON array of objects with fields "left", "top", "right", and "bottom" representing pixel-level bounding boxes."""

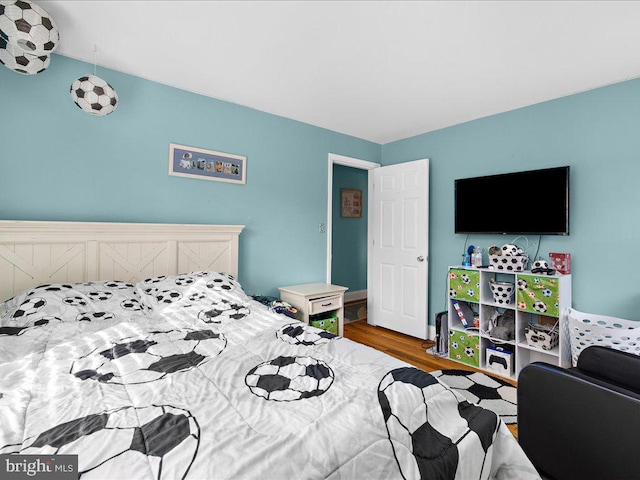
[
  {"left": 341, "top": 189, "right": 362, "bottom": 218},
  {"left": 169, "top": 143, "right": 246, "bottom": 184}
]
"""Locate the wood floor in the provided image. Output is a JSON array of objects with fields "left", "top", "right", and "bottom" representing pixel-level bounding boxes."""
[
  {"left": 343, "top": 318, "right": 518, "bottom": 438},
  {"left": 343, "top": 318, "right": 482, "bottom": 373}
]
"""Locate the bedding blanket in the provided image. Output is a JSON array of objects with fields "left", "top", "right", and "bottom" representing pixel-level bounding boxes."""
[{"left": 0, "top": 273, "right": 539, "bottom": 479}]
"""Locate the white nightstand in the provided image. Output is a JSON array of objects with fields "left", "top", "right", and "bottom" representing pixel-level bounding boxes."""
[{"left": 278, "top": 283, "right": 348, "bottom": 336}]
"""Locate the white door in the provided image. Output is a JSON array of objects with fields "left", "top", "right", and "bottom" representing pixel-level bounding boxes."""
[{"left": 369, "top": 159, "right": 429, "bottom": 339}]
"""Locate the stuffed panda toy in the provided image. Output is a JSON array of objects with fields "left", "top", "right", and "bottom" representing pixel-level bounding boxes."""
[{"left": 532, "top": 259, "right": 556, "bottom": 275}]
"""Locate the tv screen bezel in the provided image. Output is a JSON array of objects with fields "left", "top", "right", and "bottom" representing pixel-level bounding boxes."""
[{"left": 454, "top": 166, "right": 570, "bottom": 236}]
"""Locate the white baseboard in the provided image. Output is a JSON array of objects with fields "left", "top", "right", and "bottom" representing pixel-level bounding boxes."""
[
  {"left": 344, "top": 289, "right": 367, "bottom": 303},
  {"left": 427, "top": 324, "right": 436, "bottom": 341}
]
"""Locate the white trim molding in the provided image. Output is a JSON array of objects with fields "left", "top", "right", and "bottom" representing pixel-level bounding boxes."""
[
  {"left": 427, "top": 325, "right": 436, "bottom": 341},
  {"left": 344, "top": 289, "right": 367, "bottom": 303}
]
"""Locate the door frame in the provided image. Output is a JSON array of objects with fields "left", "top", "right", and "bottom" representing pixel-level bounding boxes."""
[{"left": 326, "top": 153, "right": 380, "bottom": 304}]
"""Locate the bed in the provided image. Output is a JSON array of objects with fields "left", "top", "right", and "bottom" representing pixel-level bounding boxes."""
[{"left": 0, "top": 221, "right": 538, "bottom": 479}]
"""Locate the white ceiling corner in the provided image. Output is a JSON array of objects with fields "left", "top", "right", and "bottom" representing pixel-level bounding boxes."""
[{"left": 41, "top": 0, "right": 640, "bottom": 144}]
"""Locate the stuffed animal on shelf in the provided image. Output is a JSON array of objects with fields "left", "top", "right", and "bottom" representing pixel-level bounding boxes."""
[
  {"left": 532, "top": 259, "right": 556, "bottom": 275},
  {"left": 500, "top": 244, "right": 524, "bottom": 256},
  {"left": 488, "top": 308, "right": 515, "bottom": 341}
]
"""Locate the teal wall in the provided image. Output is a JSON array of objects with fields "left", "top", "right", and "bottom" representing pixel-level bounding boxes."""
[
  {"left": 0, "top": 55, "right": 380, "bottom": 297},
  {"left": 331, "top": 164, "right": 368, "bottom": 292},
  {"left": 383, "top": 78, "right": 640, "bottom": 321},
  {"left": 3, "top": 54, "right": 639, "bottom": 324}
]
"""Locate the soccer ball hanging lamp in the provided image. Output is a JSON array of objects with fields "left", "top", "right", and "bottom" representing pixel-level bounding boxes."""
[
  {"left": 0, "top": 0, "right": 59, "bottom": 57},
  {"left": 70, "top": 74, "right": 118, "bottom": 116},
  {"left": 70, "top": 45, "right": 119, "bottom": 116},
  {"left": 0, "top": 33, "right": 49, "bottom": 74}
]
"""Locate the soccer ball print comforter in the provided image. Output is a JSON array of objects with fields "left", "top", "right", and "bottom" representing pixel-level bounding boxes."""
[{"left": 0, "top": 273, "right": 539, "bottom": 479}]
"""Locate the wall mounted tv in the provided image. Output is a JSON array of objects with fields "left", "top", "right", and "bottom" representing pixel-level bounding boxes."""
[{"left": 455, "top": 166, "right": 570, "bottom": 235}]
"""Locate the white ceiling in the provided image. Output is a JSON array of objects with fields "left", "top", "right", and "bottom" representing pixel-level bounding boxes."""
[{"left": 41, "top": 1, "right": 640, "bottom": 144}]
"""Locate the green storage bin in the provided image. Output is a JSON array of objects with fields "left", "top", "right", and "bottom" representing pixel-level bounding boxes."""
[
  {"left": 449, "top": 268, "right": 480, "bottom": 303},
  {"left": 516, "top": 274, "right": 560, "bottom": 317},
  {"left": 449, "top": 329, "right": 480, "bottom": 367},
  {"left": 310, "top": 313, "right": 339, "bottom": 335}
]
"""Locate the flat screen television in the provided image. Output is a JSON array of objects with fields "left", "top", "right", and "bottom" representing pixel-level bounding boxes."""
[{"left": 455, "top": 166, "right": 570, "bottom": 235}]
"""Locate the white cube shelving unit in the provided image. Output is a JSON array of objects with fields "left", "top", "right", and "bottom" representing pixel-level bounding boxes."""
[{"left": 447, "top": 265, "right": 572, "bottom": 381}]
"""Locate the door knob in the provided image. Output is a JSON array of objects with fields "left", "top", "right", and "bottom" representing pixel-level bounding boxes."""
[{"left": 417, "top": 256, "right": 425, "bottom": 262}]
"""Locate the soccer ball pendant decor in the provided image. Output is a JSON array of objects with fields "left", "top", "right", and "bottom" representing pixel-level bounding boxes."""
[
  {"left": 0, "top": 0, "right": 60, "bottom": 56},
  {"left": 70, "top": 74, "right": 118, "bottom": 116},
  {"left": 0, "top": 34, "right": 49, "bottom": 74}
]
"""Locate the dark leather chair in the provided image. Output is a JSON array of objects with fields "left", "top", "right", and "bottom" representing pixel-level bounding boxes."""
[{"left": 518, "top": 346, "right": 640, "bottom": 480}]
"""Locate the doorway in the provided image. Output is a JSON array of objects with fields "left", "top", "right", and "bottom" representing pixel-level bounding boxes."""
[
  {"left": 327, "top": 154, "right": 430, "bottom": 339},
  {"left": 331, "top": 164, "right": 367, "bottom": 299},
  {"left": 326, "top": 154, "right": 379, "bottom": 322}
]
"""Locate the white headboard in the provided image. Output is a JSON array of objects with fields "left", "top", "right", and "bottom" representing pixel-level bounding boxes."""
[{"left": 0, "top": 221, "right": 244, "bottom": 302}]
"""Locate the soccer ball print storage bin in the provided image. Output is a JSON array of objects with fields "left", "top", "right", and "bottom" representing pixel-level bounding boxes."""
[
  {"left": 524, "top": 322, "right": 559, "bottom": 351},
  {"left": 310, "top": 313, "right": 339, "bottom": 335},
  {"left": 449, "top": 268, "right": 480, "bottom": 302},
  {"left": 449, "top": 330, "right": 480, "bottom": 368},
  {"left": 489, "top": 254, "right": 528, "bottom": 272},
  {"left": 489, "top": 281, "right": 515, "bottom": 305},
  {"left": 516, "top": 274, "right": 560, "bottom": 317}
]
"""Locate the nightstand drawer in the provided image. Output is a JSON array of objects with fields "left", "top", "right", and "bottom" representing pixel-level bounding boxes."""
[{"left": 309, "top": 295, "right": 343, "bottom": 315}]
